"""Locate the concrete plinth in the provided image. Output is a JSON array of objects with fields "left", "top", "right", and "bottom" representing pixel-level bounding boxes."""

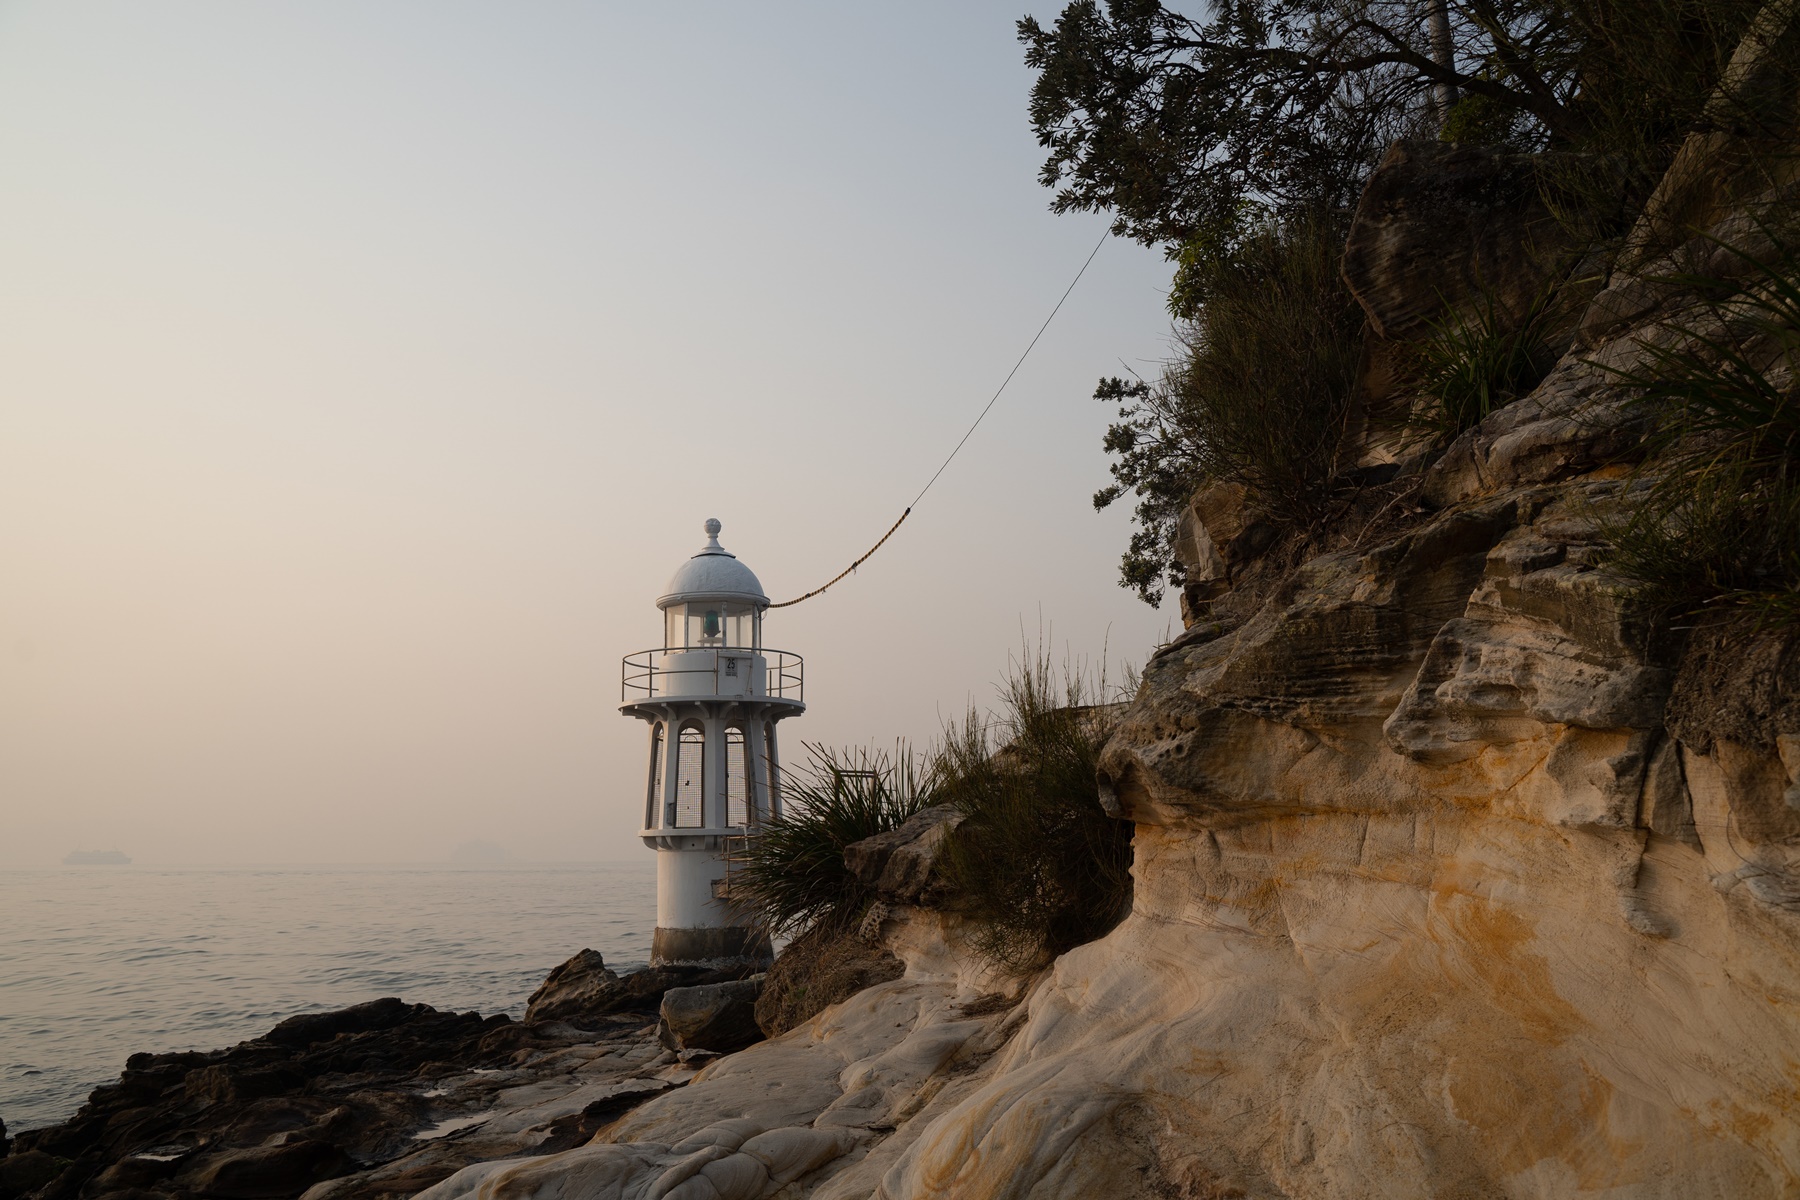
[{"left": 651, "top": 924, "right": 772, "bottom": 969}]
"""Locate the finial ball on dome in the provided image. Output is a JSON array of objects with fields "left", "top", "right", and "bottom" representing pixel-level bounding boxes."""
[{"left": 659, "top": 516, "right": 766, "bottom": 605}]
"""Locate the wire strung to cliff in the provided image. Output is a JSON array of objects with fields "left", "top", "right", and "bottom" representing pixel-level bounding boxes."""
[
  {"left": 766, "top": 227, "right": 1111, "bottom": 609},
  {"left": 764, "top": 507, "right": 913, "bottom": 610}
]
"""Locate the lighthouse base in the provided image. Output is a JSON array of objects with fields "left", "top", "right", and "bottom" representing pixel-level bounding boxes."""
[{"left": 651, "top": 924, "right": 772, "bottom": 969}]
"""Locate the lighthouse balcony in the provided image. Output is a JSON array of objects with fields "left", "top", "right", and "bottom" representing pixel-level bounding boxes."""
[
  {"left": 620, "top": 647, "right": 804, "bottom": 705},
  {"left": 638, "top": 829, "right": 749, "bottom": 848}
]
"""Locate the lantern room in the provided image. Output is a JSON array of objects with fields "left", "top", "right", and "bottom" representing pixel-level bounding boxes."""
[{"left": 657, "top": 520, "right": 766, "bottom": 651}]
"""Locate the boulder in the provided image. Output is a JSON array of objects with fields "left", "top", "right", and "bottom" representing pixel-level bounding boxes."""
[
  {"left": 1171, "top": 481, "right": 1278, "bottom": 623},
  {"left": 264, "top": 997, "right": 423, "bottom": 1048},
  {"left": 657, "top": 978, "right": 765, "bottom": 1054},
  {"left": 841, "top": 804, "right": 964, "bottom": 903},
  {"left": 754, "top": 921, "right": 905, "bottom": 1038},
  {"left": 525, "top": 949, "right": 762, "bottom": 1027},
  {"left": 184, "top": 1139, "right": 353, "bottom": 1198},
  {"left": 522, "top": 949, "right": 619, "bottom": 1024}
]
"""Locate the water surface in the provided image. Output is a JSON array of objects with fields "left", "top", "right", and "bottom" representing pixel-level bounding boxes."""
[{"left": 0, "top": 862, "right": 656, "bottom": 1132}]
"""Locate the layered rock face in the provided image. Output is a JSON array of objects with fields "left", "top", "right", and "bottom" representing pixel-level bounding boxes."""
[
  {"left": 412, "top": 31, "right": 1799, "bottom": 1197},
  {"left": 877, "top": 31, "right": 1800, "bottom": 1196},
  {"left": 1022, "top": 508, "right": 1795, "bottom": 1195}
]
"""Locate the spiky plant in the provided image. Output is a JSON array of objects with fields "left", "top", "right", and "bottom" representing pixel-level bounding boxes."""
[
  {"left": 932, "top": 646, "right": 1135, "bottom": 973},
  {"left": 1415, "top": 289, "right": 1558, "bottom": 433},
  {"left": 1603, "top": 225, "right": 1800, "bottom": 628},
  {"left": 728, "top": 743, "right": 930, "bottom": 937}
]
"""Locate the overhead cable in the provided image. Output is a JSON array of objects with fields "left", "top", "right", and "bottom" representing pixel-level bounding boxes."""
[{"left": 766, "top": 227, "right": 1110, "bottom": 608}]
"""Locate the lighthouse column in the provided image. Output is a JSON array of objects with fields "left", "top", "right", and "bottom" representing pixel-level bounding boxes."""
[
  {"left": 706, "top": 715, "right": 728, "bottom": 829},
  {"left": 743, "top": 716, "right": 766, "bottom": 825}
]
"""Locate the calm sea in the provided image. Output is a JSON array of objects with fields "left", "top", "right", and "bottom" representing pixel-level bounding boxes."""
[{"left": 0, "top": 862, "right": 658, "bottom": 1133}]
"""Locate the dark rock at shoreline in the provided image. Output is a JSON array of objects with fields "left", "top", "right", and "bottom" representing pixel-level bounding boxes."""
[
  {"left": 657, "top": 978, "right": 764, "bottom": 1054},
  {"left": 0, "top": 957, "right": 716, "bottom": 1200},
  {"left": 521, "top": 948, "right": 618, "bottom": 1023},
  {"left": 0, "top": 1153, "right": 66, "bottom": 1200},
  {"left": 754, "top": 920, "right": 905, "bottom": 1039},
  {"left": 262, "top": 998, "right": 425, "bottom": 1048},
  {"left": 191, "top": 1140, "right": 354, "bottom": 1199},
  {"left": 524, "top": 948, "right": 756, "bottom": 1027}
]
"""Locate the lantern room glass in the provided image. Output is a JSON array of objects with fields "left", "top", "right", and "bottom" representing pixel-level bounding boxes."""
[{"left": 664, "top": 602, "right": 760, "bottom": 650}]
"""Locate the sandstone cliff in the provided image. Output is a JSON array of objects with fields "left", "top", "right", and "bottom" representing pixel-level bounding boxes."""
[{"left": 389, "top": 15, "right": 1800, "bottom": 1199}]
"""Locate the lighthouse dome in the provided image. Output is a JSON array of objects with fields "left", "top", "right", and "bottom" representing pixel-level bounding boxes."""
[{"left": 658, "top": 519, "right": 768, "bottom": 608}]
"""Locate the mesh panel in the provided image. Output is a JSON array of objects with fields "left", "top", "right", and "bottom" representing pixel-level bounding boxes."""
[{"left": 676, "top": 725, "right": 705, "bottom": 827}]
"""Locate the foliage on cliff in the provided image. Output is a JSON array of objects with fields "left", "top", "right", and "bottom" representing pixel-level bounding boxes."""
[
  {"left": 932, "top": 651, "right": 1134, "bottom": 972},
  {"left": 1021, "top": 0, "right": 1762, "bottom": 255},
  {"left": 1415, "top": 289, "right": 1558, "bottom": 434},
  {"left": 735, "top": 651, "right": 1134, "bottom": 977},
  {"left": 1093, "top": 214, "right": 1362, "bottom": 602},
  {"left": 1035, "top": 0, "right": 1769, "bottom": 603},
  {"left": 1606, "top": 228, "right": 1800, "bottom": 628}
]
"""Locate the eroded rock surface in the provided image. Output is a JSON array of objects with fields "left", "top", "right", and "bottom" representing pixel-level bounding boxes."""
[
  {"left": 416, "top": 942, "right": 1026, "bottom": 1200},
  {"left": 402, "top": 29, "right": 1800, "bottom": 1195}
]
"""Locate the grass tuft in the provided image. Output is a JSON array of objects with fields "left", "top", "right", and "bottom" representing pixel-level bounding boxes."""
[
  {"left": 729, "top": 743, "right": 930, "bottom": 938},
  {"left": 1414, "top": 289, "right": 1558, "bottom": 433},
  {"left": 1602, "top": 224, "right": 1800, "bottom": 628},
  {"left": 931, "top": 646, "right": 1135, "bottom": 973}
]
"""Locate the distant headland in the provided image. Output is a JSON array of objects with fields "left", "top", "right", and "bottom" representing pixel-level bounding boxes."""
[{"left": 61, "top": 850, "right": 131, "bottom": 865}]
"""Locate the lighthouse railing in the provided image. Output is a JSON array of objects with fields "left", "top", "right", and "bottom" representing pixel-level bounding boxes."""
[{"left": 621, "top": 648, "right": 804, "bottom": 703}]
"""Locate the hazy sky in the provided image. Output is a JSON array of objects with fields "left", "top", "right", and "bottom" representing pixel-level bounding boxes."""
[{"left": 0, "top": 2, "right": 1178, "bottom": 864}]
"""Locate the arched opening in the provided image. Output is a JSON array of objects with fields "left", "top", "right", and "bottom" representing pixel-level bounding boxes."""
[
  {"left": 675, "top": 724, "right": 706, "bottom": 827},
  {"left": 647, "top": 723, "right": 665, "bottom": 828},
  {"left": 725, "top": 726, "right": 750, "bottom": 827}
]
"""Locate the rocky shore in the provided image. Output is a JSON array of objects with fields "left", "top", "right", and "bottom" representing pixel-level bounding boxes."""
[
  {"left": 0, "top": 955, "right": 763, "bottom": 1200},
  {"left": 0, "top": 801, "right": 1007, "bottom": 1200}
]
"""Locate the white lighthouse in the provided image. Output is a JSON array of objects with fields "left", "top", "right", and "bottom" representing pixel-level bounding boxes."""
[{"left": 620, "top": 518, "right": 800, "bottom": 967}]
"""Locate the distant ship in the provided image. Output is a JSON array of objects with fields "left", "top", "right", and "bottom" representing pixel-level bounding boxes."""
[{"left": 63, "top": 850, "right": 131, "bottom": 865}]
